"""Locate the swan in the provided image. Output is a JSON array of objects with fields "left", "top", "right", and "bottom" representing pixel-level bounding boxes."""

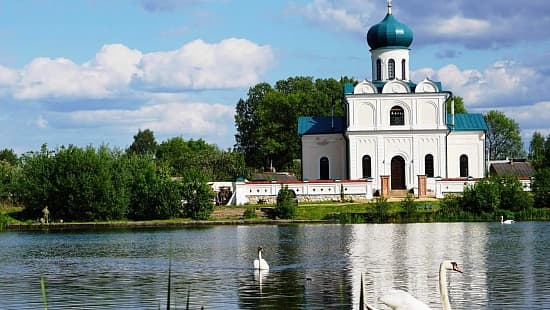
[
  {"left": 361, "top": 260, "right": 462, "bottom": 310},
  {"left": 500, "top": 216, "right": 515, "bottom": 224},
  {"left": 253, "top": 246, "right": 269, "bottom": 270}
]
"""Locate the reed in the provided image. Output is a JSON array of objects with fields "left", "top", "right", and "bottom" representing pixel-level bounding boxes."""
[{"left": 41, "top": 275, "right": 48, "bottom": 310}]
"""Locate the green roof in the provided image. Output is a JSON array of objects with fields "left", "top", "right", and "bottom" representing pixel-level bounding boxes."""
[
  {"left": 447, "top": 114, "right": 488, "bottom": 131},
  {"left": 367, "top": 13, "right": 413, "bottom": 50},
  {"left": 298, "top": 116, "right": 345, "bottom": 135}
]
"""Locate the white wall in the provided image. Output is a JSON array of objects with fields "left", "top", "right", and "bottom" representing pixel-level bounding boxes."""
[
  {"left": 447, "top": 131, "right": 486, "bottom": 178},
  {"left": 346, "top": 93, "right": 448, "bottom": 132},
  {"left": 301, "top": 133, "right": 346, "bottom": 181}
]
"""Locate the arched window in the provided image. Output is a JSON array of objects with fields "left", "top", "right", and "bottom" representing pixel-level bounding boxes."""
[
  {"left": 320, "top": 157, "right": 329, "bottom": 180},
  {"left": 401, "top": 59, "right": 406, "bottom": 80},
  {"left": 362, "top": 155, "right": 372, "bottom": 179},
  {"left": 388, "top": 59, "right": 395, "bottom": 80},
  {"left": 425, "top": 154, "right": 434, "bottom": 177},
  {"left": 390, "top": 106, "right": 405, "bottom": 125},
  {"left": 376, "top": 59, "right": 382, "bottom": 80},
  {"left": 460, "top": 155, "right": 469, "bottom": 177}
]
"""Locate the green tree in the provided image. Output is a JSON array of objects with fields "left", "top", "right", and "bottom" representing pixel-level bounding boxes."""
[
  {"left": 0, "top": 148, "right": 18, "bottom": 166},
  {"left": 127, "top": 129, "right": 158, "bottom": 156},
  {"left": 156, "top": 137, "right": 247, "bottom": 181},
  {"left": 0, "top": 161, "right": 15, "bottom": 201},
  {"left": 13, "top": 144, "right": 55, "bottom": 219},
  {"left": 495, "top": 175, "right": 532, "bottom": 212},
  {"left": 49, "top": 145, "right": 130, "bottom": 221},
  {"left": 529, "top": 132, "right": 546, "bottom": 170},
  {"left": 532, "top": 168, "right": 550, "bottom": 208},
  {"left": 460, "top": 178, "right": 500, "bottom": 214},
  {"left": 127, "top": 156, "right": 182, "bottom": 220},
  {"left": 275, "top": 186, "right": 297, "bottom": 219},
  {"left": 446, "top": 96, "right": 468, "bottom": 114},
  {"left": 484, "top": 110, "right": 525, "bottom": 160},
  {"left": 181, "top": 169, "right": 215, "bottom": 220},
  {"left": 544, "top": 135, "right": 550, "bottom": 168},
  {"left": 235, "top": 76, "right": 355, "bottom": 171}
]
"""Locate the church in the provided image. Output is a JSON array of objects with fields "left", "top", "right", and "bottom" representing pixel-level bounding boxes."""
[{"left": 298, "top": 1, "right": 488, "bottom": 197}]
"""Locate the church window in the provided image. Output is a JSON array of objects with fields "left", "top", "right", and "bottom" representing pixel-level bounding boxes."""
[
  {"left": 460, "top": 155, "right": 469, "bottom": 177},
  {"left": 390, "top": 106, "right": 405, "bottom": 125},
  {"left": 376, "top": 59, "right": 382, "bottom": 80},
  {"left": 425, "top": 154, "right": 434, "bottom": 177},
  {"left": 320, "top": 157, "right": 329, "bottom": 180},
  {"left": 388, "top": 59, "right": 395, "bottom": 80},
  {"left": 401, "top": 59, "right": 406, "bottom": 80},
  {"left": 362, "top": 155, "right": 372, "bottom": 178}
]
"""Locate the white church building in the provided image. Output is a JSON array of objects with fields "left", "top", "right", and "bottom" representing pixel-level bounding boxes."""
[
  {"left": 298, "top": 1, "right": 488, "bottom": 198},
  {"left": 224, "top": 1, "right": 489, "bottom": 205}
]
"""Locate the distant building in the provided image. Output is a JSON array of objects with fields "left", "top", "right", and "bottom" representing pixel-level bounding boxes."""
[
  {"left": 298, "top": 1, "right": 488, "bottom": 197},
  {"left": 489, "top": 159, "right": 535, "bottom": 179}
]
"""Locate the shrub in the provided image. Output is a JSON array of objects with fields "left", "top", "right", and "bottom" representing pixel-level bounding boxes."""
[
  {"left": 370, "top": 196, "right": 390, "bottom": 221},
  {"left": 460, "top": 178, "right": 500, "bottom": 214},
  {"left": 401, "top": 193, "right": 417, "bottom": 218},
  {"left": 275, "top": 186, "right": 297, "bottom": 219},
  {"left": 439, "top": 194, "right": 461, "bottom": 216},
  {"left": 243, "top": 206, "right": 257, "bottom": 219}
]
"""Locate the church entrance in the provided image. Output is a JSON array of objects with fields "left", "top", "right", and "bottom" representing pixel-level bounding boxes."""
[{"left": 391, "top": 156, "right": 406, "bottom": 189}]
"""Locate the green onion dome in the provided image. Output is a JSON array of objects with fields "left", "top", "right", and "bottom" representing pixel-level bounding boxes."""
[{"left": 367, "top": 13, "right": 413, "bottom": 50}]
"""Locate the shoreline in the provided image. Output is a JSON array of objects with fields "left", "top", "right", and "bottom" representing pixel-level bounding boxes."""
[{"left": 5, "top": 219, "right": 335, "bottom": 231}]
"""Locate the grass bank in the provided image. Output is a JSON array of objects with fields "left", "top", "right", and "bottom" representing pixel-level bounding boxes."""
[{"left": 2, "top": 199, "right": 550, "bottom": 231}]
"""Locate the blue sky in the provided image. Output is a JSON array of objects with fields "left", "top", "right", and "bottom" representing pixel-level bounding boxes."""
[{"left": 1, "top": 0, "right": 549, "bottom": 154}]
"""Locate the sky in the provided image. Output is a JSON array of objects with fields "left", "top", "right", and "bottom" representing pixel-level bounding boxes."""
[{"left": 1, "top": 0, "right": 549, "bottom": 154}]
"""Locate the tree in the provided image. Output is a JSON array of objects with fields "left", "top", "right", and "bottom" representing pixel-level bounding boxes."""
[
  {"left": 529, "top": 132, "right": 546, "bottom": 170},
  {"left": 181, "top": 169, "right": 215, "bottom": 220},
  {"left": 126, "top": 155, "right": 183, "bottom": 220},
  {"left": 127, "top": 129, "right": 157, "bottom": 156},
  {"left": 13, "top": 145, "right": 56, "bottom": 219},
  {"left": 484, "top": 110, "right": 525, "bottom": 160},
  {"left": 235, "top": 76, "right": 355, "bottom": 171},
  {"left": 495, "top": 175, "right": 532, "bottom": 212},
  {"left": 0, "top": 148, "right": 18, "bottom": 166},
  {"left": 460, "top": 178, "right": 500, "bottom": 214},
  {"left": 532, "top": 168, "right": 550, "bottom": 208},
  {"left": 446, "top": 96, "right": 468, "bottom": 114},
  {"left": 544, "top": 135, "right": 550, "bottom": 168},
  {"left": 156, "top": 137, "right": 247, "bottom": 181}
]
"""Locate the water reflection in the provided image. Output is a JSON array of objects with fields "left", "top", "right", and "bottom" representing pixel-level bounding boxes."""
[{"left": 1, "top": 223, "right": 550, "bottom": 309}]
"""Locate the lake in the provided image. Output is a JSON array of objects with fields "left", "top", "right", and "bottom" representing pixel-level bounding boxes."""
[{"left": 1, "top": 222, "right": 549, "bottom": 309}]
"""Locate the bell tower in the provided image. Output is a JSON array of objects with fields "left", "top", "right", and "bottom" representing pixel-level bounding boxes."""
[{"left": 366, "top": 0, "right": 413, "bottom": 82}]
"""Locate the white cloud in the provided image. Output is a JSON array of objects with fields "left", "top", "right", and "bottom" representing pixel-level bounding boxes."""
[
  {"left": 35, "top": 115, "right": 48, "bottom": 129},
  {"left": 413, "top": 61, "right": 537, "bottom": 106},
  {"left": 425, "top": 15, "right": 491, "bottom": 38},
  {"left": 134, "top": 38, "right": 274, "bottom": 91},
  {"left": 64, "top": 101, "right": 234, "bottom": 136},
  {"left": 499, "top": 101, "right": 550, "bottom": 130},
  {"left": 0, "top": 39, "right": 273, "bottom": 101},
  {"left": 291, "top": 0, "right": 375, "bottom": 35},
  {"left": 13, "top": 44, "right": 142, "bottom": 100},
  {"left": 0, "top": 65, "right": 18, "bottom": 86}
]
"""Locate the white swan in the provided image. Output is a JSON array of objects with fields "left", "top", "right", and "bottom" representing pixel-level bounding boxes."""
[
  {"left": 253, "top": 246, "right": 269, "bottom": 270},
  {"left": 500, "top": 216, "right": 515, "bottom": 224},
  {"left": 361, "top": 260, "right": 462, "bottom": 310}
]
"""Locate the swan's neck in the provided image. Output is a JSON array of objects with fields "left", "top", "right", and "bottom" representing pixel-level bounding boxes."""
[
  {"left": 439, "top": 263, "right": 452, "bottom": 310},
  {"left": 258, "top": 250, "right": 262, "bottom": 261}
]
